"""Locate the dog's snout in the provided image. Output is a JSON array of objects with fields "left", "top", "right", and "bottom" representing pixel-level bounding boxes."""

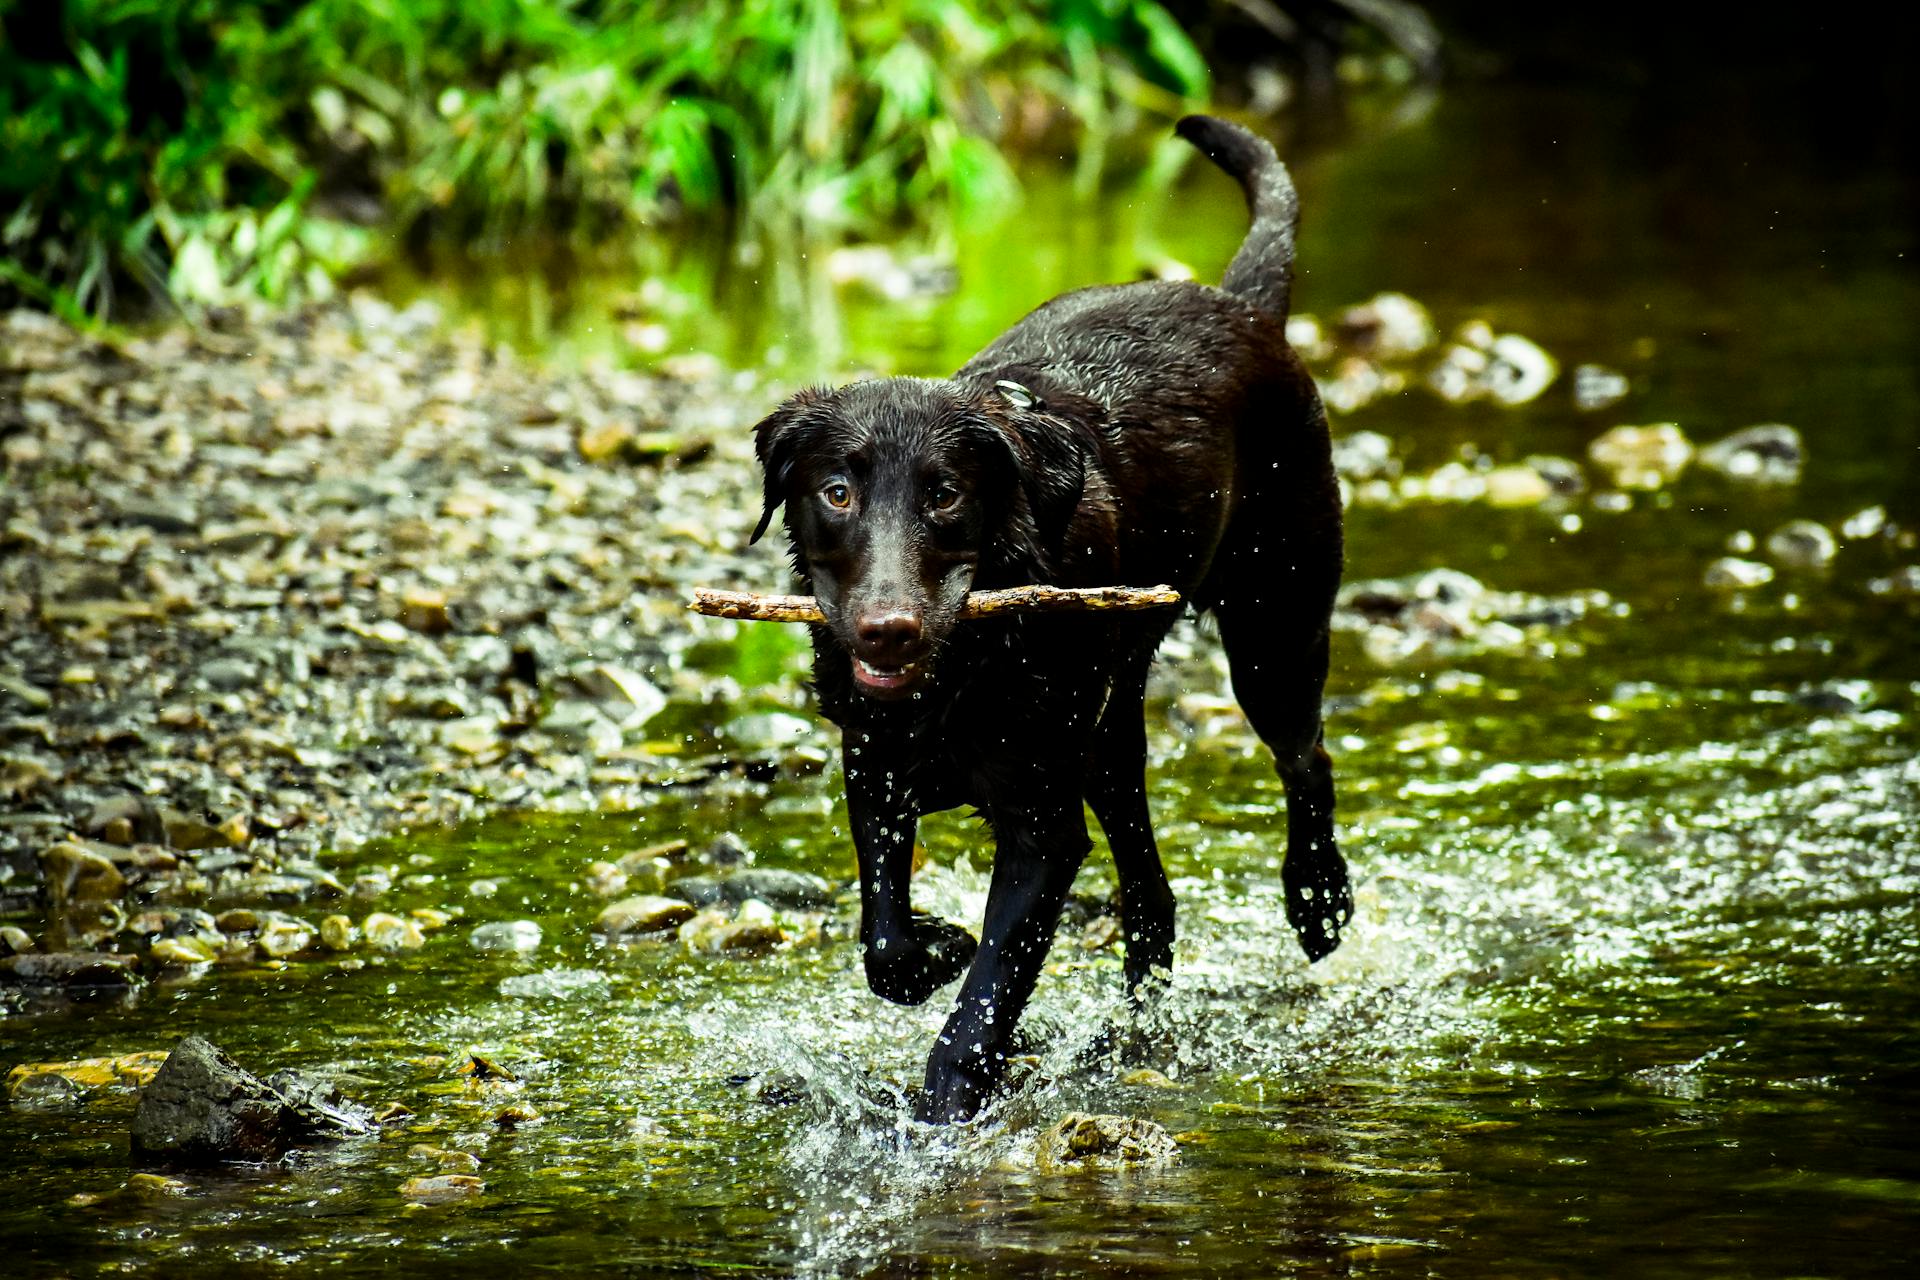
[{"left": 855, "top": 609, "right": 923, "bottom": 660}]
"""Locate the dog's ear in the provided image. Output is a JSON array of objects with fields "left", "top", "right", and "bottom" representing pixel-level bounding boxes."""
[
  {"left": 964, "top": 407, "right": 1088, "bottom": 574},
  {"left": 750, "top": 388, "right": 828, "bottom": 545}
]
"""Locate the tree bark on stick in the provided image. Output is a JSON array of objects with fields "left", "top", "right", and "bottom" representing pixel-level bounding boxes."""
[{"left": 688, "top": 585, "right": 1182, "bottom": 623}]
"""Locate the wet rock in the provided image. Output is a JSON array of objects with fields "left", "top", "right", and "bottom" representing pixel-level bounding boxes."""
[
  {"left": 40, "top": 842, "right": 126, "bottom": 905},
  {"left": 1, "top": 925, "right": 34, "bottom": 955},
  {"left": 1704, "top": 557, "right": 1775, "bottom": 590},
  {"left": 596, "top": 895, "right": 696, "bottom": 936},
  {"left": 1484, "top": 334, "right": 1558, "bottom": 405},
  {"left": 670, "top": 868, "right": 833, "bottom": 910},
  {"left": 701, "top": 832, "right": 756, "bottom": 868},
  {"left": 1842, "top": 506, "right": 1887, "bottom": 541},
  {"left": 1332, "top": 292, "right": 1434, "bottom": 359},
  {"left": 1868, "top": 566, "right": 1920, "bottom": 596},
  {"left": 398, "top": 588, "right": 453, "bottom": 635},
  {"left": 1699, "top": 423, "right": 1804, "bottom": 484},
  {"left": 536, "top": 699, "right": 622, "bottom": 753},
  {"left": 149, "top": 936, "right": 219, "bottom": 967},
  {"left": 362, "top": 912, "right": 426, "bottom": 951},
  {"left": 409, "top": 1144, "right": 483, "bottom": 1171},
  {"left": 130, "top": 1036, "right": 372, "bottom": 1166},
  {"left": 116, "top": 496, "right": 200, "bottom": 534},
  {"left": 1329, "top": 431, "right": 1398, "bottom": 482},
  {"left": 163, "top": 809, "right": 244, "bottom": 852},
  {"left": 1573, "top": 363, "right": 1630, "bottom": 411},
  {"left": 1481, "top": 465, "right": 1553, "bottom": 508},
  {"left": 561, "top": 664, "right": 667, "bottom": 727},
  {"left": 1, "top": 753, "right": 58, "bottom": 801},
  {"left": 319, "top": 914, "right": 357, "bottom": 951},
  {"left": 1588, "top": 423, "right": 1693, "bottom": 489},
  {"left": 6, "top": 1050, "right": 168, "bottom": 1099},
  {"left": 197, "top": 658, "right": 257, "bottom": 693},
  {"left": 682, "top": 913, "right": 785, "bottom": 955},
  {"left": 1035, "top": 1112, "right": 1180, "bottom": 1170},
  {"left": 1765, "top": 520, "right": 1837, "bottom": 570},
  {"left": 257, "top": 916, "right": 316, "bottom": 958},
  {"left": 1525, "top": 454, "right": 1589, "bottom": 497},
  {"left": 469, "top": 920, "right": 542, "bottom": 954}
]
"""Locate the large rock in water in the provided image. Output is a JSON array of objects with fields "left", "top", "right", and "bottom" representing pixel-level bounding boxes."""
[{"left": 131, "top": 1036, "right": 371, "bottom": 1166}]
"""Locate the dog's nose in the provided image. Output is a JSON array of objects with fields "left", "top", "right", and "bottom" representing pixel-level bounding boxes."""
[{"left": 855, "top": 609, "right": 923, "bottom": 662}]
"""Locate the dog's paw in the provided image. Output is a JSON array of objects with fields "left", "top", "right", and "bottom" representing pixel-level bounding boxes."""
[
  {"left": 863, "top": 913, "right": 978, "bottom": 1006},
  {"left": 1283, "top": 853, "right": 1353, "bottom": 963}
]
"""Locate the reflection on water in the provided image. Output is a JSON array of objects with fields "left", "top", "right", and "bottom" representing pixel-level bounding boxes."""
[{"left": 5, "top": 58, "right": 1919, "bottom": 1280}]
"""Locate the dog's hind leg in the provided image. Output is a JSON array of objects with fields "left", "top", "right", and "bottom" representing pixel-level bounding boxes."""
[
  {"left": 1216, "top": 607, "right": 1351, "bottom": 961},
  {"left": 1210, "top": 508, "right": 1352, "bottom": 962},
  {"left": 1084, "top": 654, "right": 1176, "bottom": 994}
]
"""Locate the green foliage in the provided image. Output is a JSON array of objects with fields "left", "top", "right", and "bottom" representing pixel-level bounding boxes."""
[{"left": 0, "top": 0, "right": 1213, "bottom": 320}]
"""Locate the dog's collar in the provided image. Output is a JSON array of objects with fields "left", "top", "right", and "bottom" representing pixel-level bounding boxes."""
[{"left": 992, "top": 379, "right": 1039, "bottom": 410}]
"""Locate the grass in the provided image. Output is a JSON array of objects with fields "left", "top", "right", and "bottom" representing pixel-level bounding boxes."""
[{"left": 0, "top": 0, "right": 1218, "bottom": 320}]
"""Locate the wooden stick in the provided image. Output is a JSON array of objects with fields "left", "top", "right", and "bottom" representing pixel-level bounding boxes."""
[{"left": 688, "top": 584, "right": 1182, "bottom": 623}]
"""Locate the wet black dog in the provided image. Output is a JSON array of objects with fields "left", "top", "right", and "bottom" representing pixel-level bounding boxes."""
[{"left": 750, "top": 115, "right": 1350, "bottom": 1122}]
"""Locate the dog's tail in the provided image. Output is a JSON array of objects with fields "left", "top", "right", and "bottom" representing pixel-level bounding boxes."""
[{"left": 1176, "top": 114, "right": 1299, "bottom": 322}]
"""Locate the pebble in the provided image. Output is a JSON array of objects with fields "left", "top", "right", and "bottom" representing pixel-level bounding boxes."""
[
  {"left": 1765, "top": 520, "right": 1837, "bottom": 569},
  {"left": 39, "top": 842, "right": 126, "bottom": 904},
  {"left": 671, "top": 868, "right": 834, "bottom": 910},
  {"left": 399, "top": 1174, "right": 485, "bottom": 1204},
  {"left": 1699, "top": 423, "right": 1804, "bottom": 483},
  {"left": 1704, "top": 557, "right": 1775, "bottom": 590},
  {"left": 1332, "top": 292, "right": 1435, "bottom": 359},
  {"left": 319, "top": 915, "right": 357, "bottom": 951},
  {"left": 363, "top": 912, "right": 426, "bottom": 951},
  {"left": 596, "top": 895, "right": 697, "bottom": 936},
  {"left": 1588, "top": 423, "right": 1693, "bottom": 489},
  {"left": 1573, "top": 363, "right": 1630, "bottom": 410},
  {"left": 1035, "top": 1112, "right": 1180, "bottom": 1170},
  {"left": 149, "top": 936, "right": 219, "bottom": 967},
  {"left": 469, "top": 920, "right": 542, "bottom": 954}
]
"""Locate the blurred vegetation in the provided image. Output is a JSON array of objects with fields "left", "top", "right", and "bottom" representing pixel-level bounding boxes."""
[{"left": 0, "top": 0, "right": 1431, "bottom": 322}]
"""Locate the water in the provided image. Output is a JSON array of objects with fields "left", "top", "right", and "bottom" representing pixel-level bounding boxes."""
[{"left": 5, "top": 64, "right": 1919, "bottom": 1277}]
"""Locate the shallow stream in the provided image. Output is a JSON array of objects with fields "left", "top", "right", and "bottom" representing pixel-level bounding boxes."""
[{"left": 5, "top": 66, "right": 1918, "bottom": 1277}]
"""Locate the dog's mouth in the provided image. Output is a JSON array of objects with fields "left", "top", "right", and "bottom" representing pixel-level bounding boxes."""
[{"left": 853, "top": 655, "right": 927, "bottom": 698}]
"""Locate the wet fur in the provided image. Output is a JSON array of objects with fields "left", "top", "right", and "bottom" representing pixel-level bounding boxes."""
[{"left": 750, "top": 116, "right": 1352, "bottom": 1122}]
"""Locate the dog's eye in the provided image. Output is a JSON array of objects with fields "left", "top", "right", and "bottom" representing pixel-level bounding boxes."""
[
  {"left": 822, "top": 481, "right": 852, "bottom": 510},
  {"left": 929, "top": 482, "right": 961, "bottom": 512}
]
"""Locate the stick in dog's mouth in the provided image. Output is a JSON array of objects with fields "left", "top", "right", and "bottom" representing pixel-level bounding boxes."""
[{"left": 687, "top": 584, "right": 1182, "bottom": 624}]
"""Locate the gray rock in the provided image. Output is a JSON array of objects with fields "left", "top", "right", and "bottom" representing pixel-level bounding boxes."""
[
  {"left": 701, "top": 832, "right": 756, "bottom": 868},
  {"left": 596, "top": 895, "right": 697, "bottom": 936},
  {"left": 1699, "top": 423, "right": 1804, "bottom": 484},
  {"left": 669, "top": 868, "right": 833, "bottom": 910},
  {"left": 131, "top": 1036, "right": 371, "bottom": 1166},
  {"left": 0, "top": 951, "right": 141, "bottom": 989},
  {"left": 198, "top": 658, "right": 257, "bottom": 693},
  {"left": 117, "top": 496, "right": 200, "bottom": 534},
  {"left": 1765, "top": 520, "right": 1837, "bottom": 570},
  {"left": 1573, "top": 363, "right": 1630, "bottom": 411},
  {"left": 469, "top": 920, "right": 542, "bottom": 954}
]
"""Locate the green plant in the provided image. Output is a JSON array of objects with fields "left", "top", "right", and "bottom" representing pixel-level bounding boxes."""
[{"left": 1, "top": 0, "right": 1216, "bottom": 321}]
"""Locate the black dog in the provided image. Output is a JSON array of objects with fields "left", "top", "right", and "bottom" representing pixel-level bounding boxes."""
[{"left": 750, "top": 115, "right": 1350, "bottom": 1122}]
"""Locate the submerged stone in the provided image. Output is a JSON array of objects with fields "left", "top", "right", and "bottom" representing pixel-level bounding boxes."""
[
  {"left": 596, "top": 895, "right": 697, "bottom": 936},
  {"left": 1699, "top": 423, "right": 1804, "bottom": 483},
  {"left": 1765, "top": 520, "right": 1838, "bottom": 569},
  {"left": 130, "top": 1036, "right": 371, "bottom": 1166},
  {"left": 469, "top": 920, "right": 542, "bottom": 954},
  {"left": 1035, "top": 1112, "right": 1180, "bottom": 1170}
]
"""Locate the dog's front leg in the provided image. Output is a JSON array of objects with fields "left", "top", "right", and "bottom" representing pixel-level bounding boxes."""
[
  {"left": 916, "top": 801, "right": 1090, "bottom": 1122},
  {"left": 845, "top": 728, "right": 977, "bottom": 1006}
]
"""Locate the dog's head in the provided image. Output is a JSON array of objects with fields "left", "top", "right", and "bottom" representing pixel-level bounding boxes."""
[{"left": 751, "top": 377, "right": 1086, "bottom": 700}]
